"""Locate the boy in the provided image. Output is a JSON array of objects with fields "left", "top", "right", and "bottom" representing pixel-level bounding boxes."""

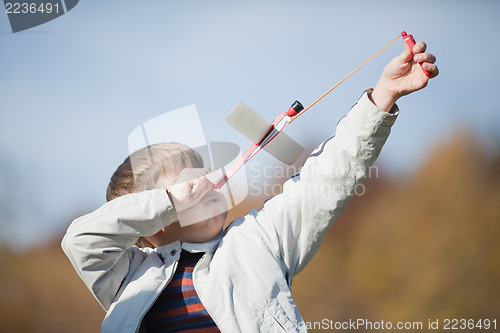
[{"left": 62, "top": 41, "right": 438, "bottom": 332}]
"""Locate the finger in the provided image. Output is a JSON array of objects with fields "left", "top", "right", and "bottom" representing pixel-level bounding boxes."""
[
  {"left": 414, "top": 53, "right": 436, "bottom": 64},
  {"left": 398, "top": 41, "right": 414, "bottom": 62},
  {"left": 192, "top": 185, "right": 211, "bottom": 201},
  {"left": 413, "top": 41, "right": 427, "bottom": 54},
  {"left": 422, "top": 62, "right": 439, "bottom": 78},
  {"left": 190, "top": 178, "right": 204, "bottom": 196},
  {"left": 175, "top": 167, "right": 210, "bottom": 184},
  {"left": 191, "top": 177, "right": 212, "bottom": 199},
  {"left": 191, "top": 168, "right": 212, "bottom": 193},
  {"left": 197, "top": 179, "right": 214, "bottom": 199}
]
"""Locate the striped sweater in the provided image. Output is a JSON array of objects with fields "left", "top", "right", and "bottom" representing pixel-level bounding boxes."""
[{"left": 143, "top": 250, "right": 220, "bottom": 333}]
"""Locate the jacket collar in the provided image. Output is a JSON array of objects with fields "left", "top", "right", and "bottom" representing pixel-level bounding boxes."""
[
  {"left": 156, "top": 231, "right": 222, "bottom": 257},
  {"left": 182, "top": 231, "right": 222, "bottom": 254}
]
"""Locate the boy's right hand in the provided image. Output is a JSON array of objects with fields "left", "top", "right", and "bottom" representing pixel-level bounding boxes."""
[
  {"left": 167, "top": 168, "right": 214, "bottom": 212},
  {"left": 371, "top": 40, "right": 438, "bottom": 112}
]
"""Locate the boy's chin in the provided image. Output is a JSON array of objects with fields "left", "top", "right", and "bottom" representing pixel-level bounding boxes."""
[
  {"left": 197, "top": 212, "right": 226, "bottom": 230},
  {"left": 182, "top": 215, "right": 225, "bottom": 243},
  {"left": 178, "top": 200, "right": 228, "bottom": 228}
]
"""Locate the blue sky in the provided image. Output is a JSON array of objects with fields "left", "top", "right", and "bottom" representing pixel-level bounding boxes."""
[{"left": 1, "top": 0, "right": 499, "bottom": 249}]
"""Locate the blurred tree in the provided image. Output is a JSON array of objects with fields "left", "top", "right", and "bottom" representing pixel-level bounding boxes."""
[
  {"left": 293, "top": 130, "right": 500, "bottom": 331},
  {"left": 0, "top": 156, "right": 18, "bottom": 246},
  {"left": 0, "top": 152, "right": 43, "bottom": 248}
]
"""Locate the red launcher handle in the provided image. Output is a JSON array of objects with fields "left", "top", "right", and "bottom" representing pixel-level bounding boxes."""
[{"left": 401, "top": 31, "right": 431, "bottom": 77}]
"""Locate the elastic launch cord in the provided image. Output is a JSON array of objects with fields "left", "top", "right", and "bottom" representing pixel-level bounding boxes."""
[{"left": 289, "top": 33, "right": 402, "bottom": 123}]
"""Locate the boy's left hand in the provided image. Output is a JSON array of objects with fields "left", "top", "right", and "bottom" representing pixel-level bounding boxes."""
[
  {"left": 167, "top": 168, "right": 213, "bottom": 212},
  {"left": 371, "top": 40, "right": 439, "bottom": 112}
]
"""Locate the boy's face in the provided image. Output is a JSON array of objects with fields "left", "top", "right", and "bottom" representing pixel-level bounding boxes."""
[
  {"left": 177, "top": 189, "right": 228, "bottom": 242},
  {"left": 178, "top": 188, "right": 228, "bottom": 227},
  {"left": 146, "top": 170, "right": 228, "bottom": 246}
]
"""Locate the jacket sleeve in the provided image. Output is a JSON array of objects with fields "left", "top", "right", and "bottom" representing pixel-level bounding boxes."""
[
  {"left": 61, "top": 188, "right": 178, "bottom": 311},
  {"left": 255, "top": 90, "right": 398, "bottom": 278}
]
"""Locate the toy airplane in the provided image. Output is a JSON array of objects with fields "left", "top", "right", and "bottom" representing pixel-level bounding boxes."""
[
  {"left": 207, "top": 31, "right": 428, "bottom": 190},
  {"left": 208, "top": 101, "right": 305, "bottom": 189}
]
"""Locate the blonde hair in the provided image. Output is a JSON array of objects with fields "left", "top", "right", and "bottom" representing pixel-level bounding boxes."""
[
  {"left": 106, "top": 143, "right": 203, "bottom": 247},
  {"left": 106, "top": 143, "right": 203, "bottom": 201}
]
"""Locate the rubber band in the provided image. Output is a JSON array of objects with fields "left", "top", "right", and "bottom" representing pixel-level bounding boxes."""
[{"left": 289, "top": 33, "right": 402, "bottom": 123}]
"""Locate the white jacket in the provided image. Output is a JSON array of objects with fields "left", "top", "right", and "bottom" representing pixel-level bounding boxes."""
[{"left": 62, "top": 91, "right": 398, "bottom": 333}]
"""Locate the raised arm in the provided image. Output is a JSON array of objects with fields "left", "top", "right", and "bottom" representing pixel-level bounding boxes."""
[{"left": 254, "top": 40, "right": 438, "bottom": 278}]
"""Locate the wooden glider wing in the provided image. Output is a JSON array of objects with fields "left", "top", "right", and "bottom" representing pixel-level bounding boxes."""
[{"left": 227, "top": 102, "right": 304, "bottom": 165}]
